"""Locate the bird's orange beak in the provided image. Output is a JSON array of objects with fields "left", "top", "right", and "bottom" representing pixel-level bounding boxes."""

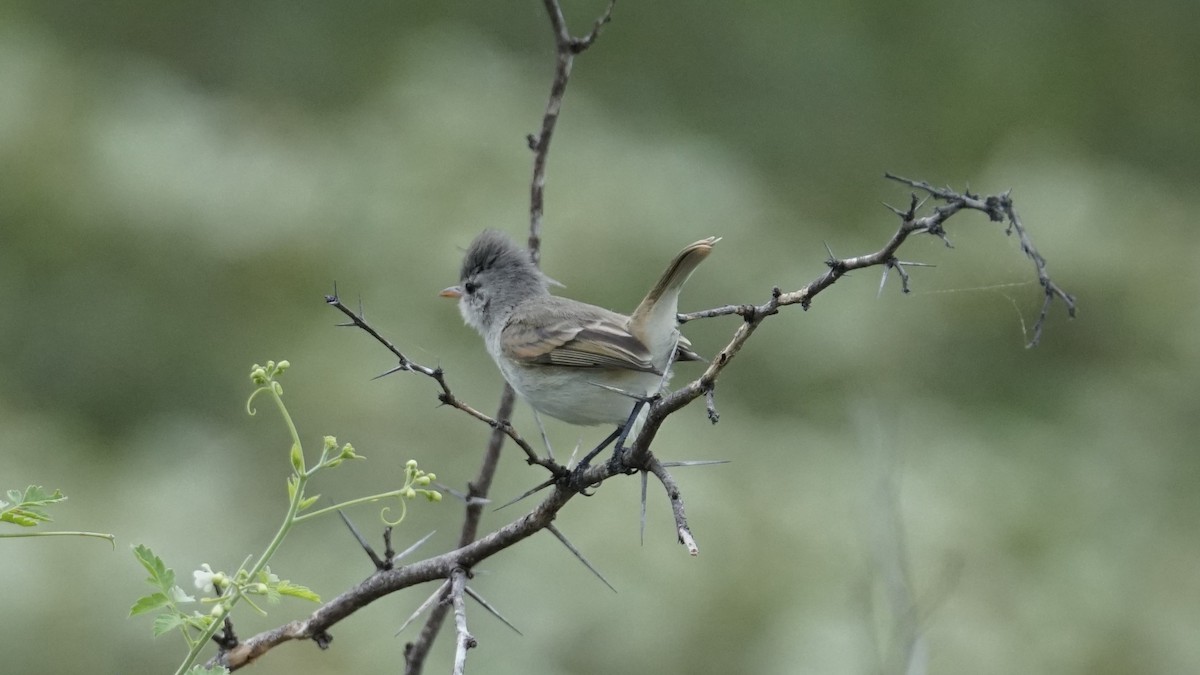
[{"left": 439, "top": 286, "right": 463, "bottom": 299}]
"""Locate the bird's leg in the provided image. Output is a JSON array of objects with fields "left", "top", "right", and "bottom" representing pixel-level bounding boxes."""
[
  {"left": 572, "top": 425, "right": 622, "bottom": 476},
  {"left": 605, "top": 397, "right": 648, "bottom": 469},
  {"left": 568, "top": 398, "right": 649, "bottom": 492}
]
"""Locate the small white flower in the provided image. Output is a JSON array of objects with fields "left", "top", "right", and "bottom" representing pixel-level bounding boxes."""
[
  {"left": 170, "top": 586, "right": 196, "bottom": 604},
  {"left": 193, "top": 564, "right": 216, "bottom": 594}
]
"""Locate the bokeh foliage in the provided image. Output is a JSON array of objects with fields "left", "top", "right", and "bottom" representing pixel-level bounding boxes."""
[{"left": 2, "top": 1, "right": 1197, "bottom": 673}]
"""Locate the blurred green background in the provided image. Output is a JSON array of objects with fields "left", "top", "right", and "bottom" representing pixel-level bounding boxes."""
[{"left": 2, "top": 1, "right": 1197, "bottom": 673}]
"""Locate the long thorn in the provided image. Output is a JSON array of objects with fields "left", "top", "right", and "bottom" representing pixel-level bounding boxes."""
[
  {"left": 371, "top": 363, "right": 410, "bottom": 380},
  {"left": 546, "top": 524, "right": 616, "bottom": 592},
  {"left": 493, "top": 477, "right": 557, "bottom": 512},
  {"left": 395, "top": 580, "right": 451, "bottom": 635},
  {"left": 464, "top": 586, "right": 524, "bottom": 636},
  {"left": 391, "top": 530, "right": 438, "bottom": 564},
  {"left": 659, "top": 459, "right": 732, "bottom": 468},
  {"left": 337, "top": 509, "right": 386, "bottom": 570}
]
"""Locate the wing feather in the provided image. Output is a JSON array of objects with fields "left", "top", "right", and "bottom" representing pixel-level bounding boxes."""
[{"left": 501, "top": 301, "right": 660, "bottom": 374}]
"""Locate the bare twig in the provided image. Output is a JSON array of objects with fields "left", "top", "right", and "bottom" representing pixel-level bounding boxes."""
[
  {"left": 212, "top": 616, "right": 238, "bottom": 651},
  {"left": 678, "top": 179, "right": 1073, "bottom": 328},
  {"left": 646, "top": 458, "right": 698, "bottom": 556},
  {"left": 883, "top": 173, "right": 1077, "bottom": 347},
  {"left": 324, "top": 292, "right": 556, "bottom": 474},
  {"left": 663, "top": 179, "right": 1074, "bottom": 463},
  {"left": 527, "top": 0, "right": 615, "bottom": 262},
  {"left": 704, "top": 384, "right": 720, "bottom": 424},
  {"left": 404, "top": 385, "right": 520, "bottom": 672},
  {"left": 625, "top": 179, "right": 1074, "bottom": 551},
  {"left": 215, "top": 484, "right": 577, "bottom": 671},
  {"left": 405, "top": 3, "right": 615, "bottom": 670},
  {"left": 999, "top": 196, "right": 1078, "bottom": 347},
  {"left": 450, "top": 569, "right": 476, "bottom": 675}
]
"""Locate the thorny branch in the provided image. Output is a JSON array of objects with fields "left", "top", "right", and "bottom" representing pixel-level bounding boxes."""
[
  {"left": 274, "top": 178, "right": 1072, "bottom": 672},
  {"left": 408, "top": 1, "right": 613, "bottom": 672},
  {"left": 527, "top": 0, "right": 615, "bottom": 262},
  {"left": 401, "top": 385, "right": 519, "bottom": 673},
  {"left": 882, "top": 173, "right": 1077, "bottom": 347},
  {"left": 324, "top": 294, "right": 556, "bottom": 476},
  {"left": 215, "top": 3, "right": 1075, "bottom": 673},
  {"left": 449, "top": 569, "right": 475, "bottom": 675},
  {"left": 642, "top": 176, "right": 1077, "bottom": 471}
]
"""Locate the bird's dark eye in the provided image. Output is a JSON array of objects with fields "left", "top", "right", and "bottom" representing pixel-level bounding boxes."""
[{"left": 464, "top": 281, "right": 479, "bottom": 294}]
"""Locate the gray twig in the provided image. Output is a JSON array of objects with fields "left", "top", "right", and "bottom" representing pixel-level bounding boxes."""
[{"left": 450, "top": 569, "right": 476, "bottom": 675}]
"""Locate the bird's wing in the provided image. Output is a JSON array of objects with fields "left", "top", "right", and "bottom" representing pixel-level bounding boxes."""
[{"left": 501, "top": 301, "right": 660, "bottom": 374}]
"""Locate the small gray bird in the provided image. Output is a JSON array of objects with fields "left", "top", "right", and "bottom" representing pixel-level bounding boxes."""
[{"left": 441, "top": 230, "right": 717, "bottom": 468}]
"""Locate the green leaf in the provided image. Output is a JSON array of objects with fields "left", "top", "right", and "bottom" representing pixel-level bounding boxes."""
[
  {"left": 0, "top": 486, "right": 66, "bottom": 527},
  {"left": 1, "top": 510, "right": 42, "bottom": 527},
  {"left": 132, "top": 544, "right": 175, "bottom": 593},
  {"left": 290, "top": 442, "right": 304, "bottom": 473},
  {"left": 297, "top": 494, "right": 320, "bottom": 512},
  {"left": 129, "top": 592, "right": 170, "bottom": 617},
  {"left": 183, "top": 612, "right": 216, "bottom": 632},
  {"left": 276, "top": 581, "right": 321, "bottom": 603},
  {"left": 151, "top": 612, "right": 185, "bottom": 637},
  {"left": 19, "top": 485, "right": 66, "bottom": 507}
]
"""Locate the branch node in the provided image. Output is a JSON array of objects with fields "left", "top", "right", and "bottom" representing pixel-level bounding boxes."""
[
  {"left": 925, "top": 220, "right": 953, "bottom": 248},
  {"left": 704, "top": 385, "right": 720, "bottom": 424},
  {"left": 882, "top": 201, "right": 907, "bottom": 218},
  {"left": 983, "top": 194, "right": 1006, "bottom": 222},
  {"left": 567, "top": 0, "right": 615, "bottom": 53},
  {"left": 883, "top": 257, "right": 913, "bottom": 294},
  {"left": 213, "top": 616, "right": 238, "bottom": 650}
]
